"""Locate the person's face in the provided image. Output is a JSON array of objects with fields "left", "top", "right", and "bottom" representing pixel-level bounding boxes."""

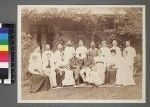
[
  {"left": 58, "top": 44, "right": 63, "bottom": 50},
  {"left": 111, "top": 52, "right": 116, "bottom": 56},
  {"left": 46, "top": 45, "right": 50, "bottom": 50},
  {"left": 79, "top": 40, "right": 83, "bottom": 46},
  {"left": 102, "top": 41, "right": 106, "bottom": 47},
  {"left": 67, "top": 41, "right": 72, "bottom": 46},
  {"left": 126, "top": 41, "right": 130, "bottom": 47},
  {"left": 91, "top": 42, "right": 95, "bottom": 48},
  {"left": 112, "top": 40, "right": 117, "bottom": 47}
]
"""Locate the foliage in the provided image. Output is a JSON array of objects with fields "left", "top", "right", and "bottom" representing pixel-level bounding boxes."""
[{"left": 21, "top": 33, "right": 37, "bottom": 83}]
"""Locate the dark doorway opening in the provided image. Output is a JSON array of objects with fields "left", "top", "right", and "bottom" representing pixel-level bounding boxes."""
[{"left": 46, "top": 32, "right": 55, "bottom": 50}]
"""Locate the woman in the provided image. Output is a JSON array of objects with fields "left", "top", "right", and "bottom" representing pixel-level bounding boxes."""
[
  {"left": 28, "top": 46, "right": 50, "bottom": 92},
  {"left": 91, "top": 50, "right": 107, "bottom": 86},
  {"left": 116, "top": 50, "right": 135, "bottom": 86}
]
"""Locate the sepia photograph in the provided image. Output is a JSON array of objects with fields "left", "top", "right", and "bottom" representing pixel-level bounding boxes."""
[{"left": 17, "top": 5, "right": 145, "bottom": 103}]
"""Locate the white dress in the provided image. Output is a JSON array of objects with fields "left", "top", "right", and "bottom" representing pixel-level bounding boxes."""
[
  {"left": 91, "top": 56, "right": 106, "bottom": 85},
  {"left": 62, "top": 69, "right": 75, "bottom": 86},
  {"left": 100, "top": 46, "right": 111, "bottom": 58},
  {"left": 56, "top": 58, "right": 75, "bottom": 86},
  {"left": 116, "top": 57, "right": 135, "bottom": 86},
  {"left": 110, "top": 46, "right": 122, "bottom": 57},
  {"left": 124, "top": 46, "right": 136, "bottom": 68}
]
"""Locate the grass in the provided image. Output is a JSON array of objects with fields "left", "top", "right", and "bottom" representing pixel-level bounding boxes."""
[{"left": 21, "top": 73, "right": 142, "bottom": 100}]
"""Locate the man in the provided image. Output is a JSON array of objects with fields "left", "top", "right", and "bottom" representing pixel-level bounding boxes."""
[
  {"left": 69, "top": 53, "right": 81, "bottom": 85},
  {"left": 64, "top": 40, "right": 75, "bottom": 62},
  {"left": 54, "top": 44, "right": 64, "bottom": 62},
  {"left": 105, "top": 49, "right": 119, "bottom": 85},
  {"left": 100, "top": 40, "right": 111, "bottom": 59},
  {"left": 110, "top": 40, "right": 122, "bottom": 57},
  {"left": 55, "top": 52, "right": 66, "bottom": 87},
  {"left": 80, "top": 52, "right": 95, "bottom": 85},
  {"left": 76, "top": 40, "right": 88, "bottom": 76},
  {"left": 123, "top": 41, "right": 136, "bottom": 69},
  {"left": 88, "top": 41, "right": 99, "bottom": 58},
  {"left": 76, "top": 40, "right": 88, "bottom": 59},
  {"left": 42, "top": 44, "right": 57, "bottom": 88}
]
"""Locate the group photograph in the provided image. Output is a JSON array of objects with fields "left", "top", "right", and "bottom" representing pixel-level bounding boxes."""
[{"left": 17, "top": 5, "right": 145, "bottom": 103}]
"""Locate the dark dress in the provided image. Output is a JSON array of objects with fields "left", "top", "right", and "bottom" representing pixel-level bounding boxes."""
[{"left": 30, "top": 73, "right": 50, "bottom": 93}]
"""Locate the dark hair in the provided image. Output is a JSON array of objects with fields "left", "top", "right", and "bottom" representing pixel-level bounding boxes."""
[{"left": 110, "top": 49, "right": 116, "bottom": 53}]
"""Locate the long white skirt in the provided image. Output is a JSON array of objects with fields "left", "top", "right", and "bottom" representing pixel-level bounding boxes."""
[
  {"left": 116, "top": 64, "right": 135, "bottom": 86},
  {"left": 91, "top": 63, "right": 106, "bottom": 85},
  {"left": 62, "top": 69, "right": 75, "bottom": 86},
  {"left": 44, "top": 68, "right": 57, "bottom": 87}
]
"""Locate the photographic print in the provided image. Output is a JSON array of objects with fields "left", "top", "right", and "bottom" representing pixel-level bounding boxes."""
[{"left": 17, "top": 5, "right": 146, "bottom": 103}]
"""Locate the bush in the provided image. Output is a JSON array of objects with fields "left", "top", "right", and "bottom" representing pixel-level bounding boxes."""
[{"left": 21, "top": 33, "right": 37, "bottom": 86}]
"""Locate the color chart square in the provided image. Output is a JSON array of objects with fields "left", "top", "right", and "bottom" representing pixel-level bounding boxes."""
[{"left": 0, "top": 28, "right": 9, "bottom": 79}]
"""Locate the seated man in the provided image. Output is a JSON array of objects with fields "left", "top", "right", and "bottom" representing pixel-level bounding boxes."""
[
  {"left": 80, "top": 52, "right": 95, "bottom": 85},
  {"left": 55, "top": 52, "right": 66, "bottom": 87},
  {"left": 105, "top": 49, "right": 119, "bottom": 85},
  {"left": 42, "top": 44, "right": 57, "bottom": 88},
  {"left": 69, "top": 53, "right": 81, "bottom": 85}
]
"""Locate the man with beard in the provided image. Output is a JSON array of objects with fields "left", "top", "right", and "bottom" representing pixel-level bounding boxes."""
[{"left": 88, "top": 41, "right": 99, "bottom": 58}]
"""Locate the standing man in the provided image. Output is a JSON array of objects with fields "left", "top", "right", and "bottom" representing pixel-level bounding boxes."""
[
  {"left": 100, "top": 40, "right": 111, "bottom": 85},
  {"left": 110, "top": 40, "right": 122, "bottom": 57},
  {"left": 64, "top": 40, "right": 75, "bottom": 62},
  {"left": 69, "top": 53, "right": 81, "bottom": 85},
  {"left": 88, "top": 41, "right": 99, "bottom": 58},
  {"left": 54, "top": 44, "right": 65, "bottom": 87},
  {"left": 123, "top": 41, "right": 136, "bottom": 70},
  {"left": 100, "top": 40, "right": 111, "bottom": 59},
  {"left": 55, "top": 52, "right": 66, "bottom": 87},
  {"left": 42, "top": 44, "right": 57, "bottom": 88},
  {"left": 54, "top": 44, "right": 64, "bottom": 62},
  {"left": 75, "top": 40, "right": 88, "bottom": 80},
  {"left": 76, "top": 40, "right": 88, "bottom": 60}
]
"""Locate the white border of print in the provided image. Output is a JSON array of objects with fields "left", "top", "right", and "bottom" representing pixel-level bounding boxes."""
[{"left": 17, "top": 5, "right": 146, "bottom": 103}]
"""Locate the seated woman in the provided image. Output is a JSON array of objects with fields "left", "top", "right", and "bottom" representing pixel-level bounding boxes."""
[
  {"left": 91, "top": 50, "right": 107, "bottom": 86},
  {"left": 28, "top": 46, "right": 50, "bottom": 93},
  {"left": 105, "top": 49, "right": 119, "bottom": 85}
]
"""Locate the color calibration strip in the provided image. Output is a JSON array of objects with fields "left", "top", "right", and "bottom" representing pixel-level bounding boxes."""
[
  {"left": 0, "top": 23, "right": 15, "bottom": 84},
  {"left": 0, "top": 28, "right": 9, "bottom": 83}
]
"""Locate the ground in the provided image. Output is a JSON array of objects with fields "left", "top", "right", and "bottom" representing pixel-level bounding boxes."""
[{"left": 22, "top": 73, "right": 142, "bottom": 100}]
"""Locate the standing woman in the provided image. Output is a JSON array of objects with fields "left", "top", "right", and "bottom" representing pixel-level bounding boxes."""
[
  {"left": 28, "top": 46, "right": 50, "bottom": 93},
  {"left": 116, "top": 50, "right": 135, "bottom": 86},
  {"left": 110, "top": 40, "right": 122, "bottom": 57},
  {"left": 92, "top": 50, "right": 107, "bottom": 86}
]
